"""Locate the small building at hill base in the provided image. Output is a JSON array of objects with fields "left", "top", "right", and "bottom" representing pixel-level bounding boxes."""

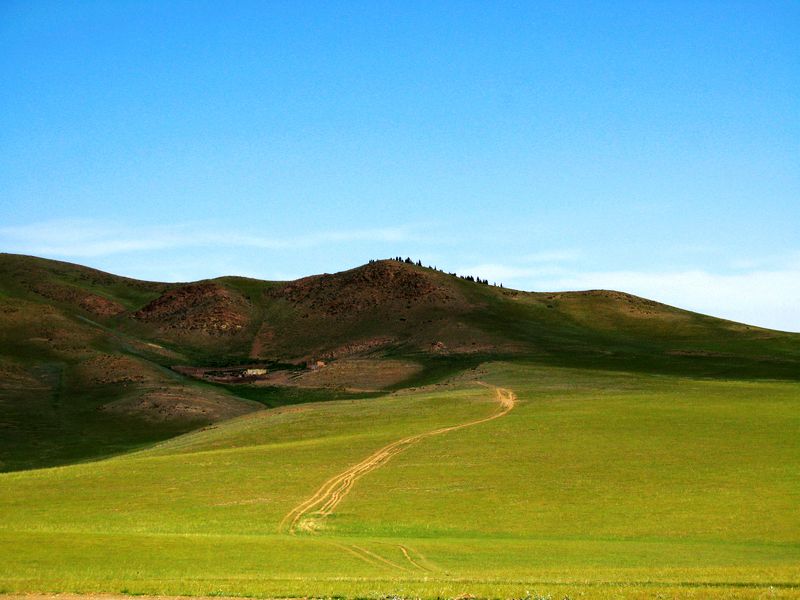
[{"left": 244, "top": 368, "right": 267, "bottom": 376}]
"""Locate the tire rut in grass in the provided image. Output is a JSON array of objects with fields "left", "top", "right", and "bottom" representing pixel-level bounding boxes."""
[{"left": 279, "top": 383, "right": 516, "bottom": 535}]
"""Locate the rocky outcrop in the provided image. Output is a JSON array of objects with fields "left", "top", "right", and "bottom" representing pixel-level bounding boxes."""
[
  {"left": 132, "top": 283, "right": 250, "bottom": 334},
  {"left": 274, "top": 261, "right": 457, "bottom": 317}
]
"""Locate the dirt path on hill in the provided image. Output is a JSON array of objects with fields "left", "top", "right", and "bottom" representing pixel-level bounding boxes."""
[{"left": 279, "top": 383, "right": 516, "bottom": 534}]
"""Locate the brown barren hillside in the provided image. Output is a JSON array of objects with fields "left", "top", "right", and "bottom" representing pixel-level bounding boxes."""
[
  {"left": 275, "top": 260, "right": 461, "bottom": 315},
  {"left": 133, "top": 282, "right": 252, "bottom": 334}
]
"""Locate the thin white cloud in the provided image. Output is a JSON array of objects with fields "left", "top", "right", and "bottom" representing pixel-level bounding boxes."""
[
  {"left": 729, "top": 251, "right": 800, "bottom": 271},
  {"left": 520, "top": 249, "right": 582, "bottom": 263},
  {"left": 3, "top": 220, "right": 798, "bottom": 332},
  {"left": 442, "top": 250, "right": 800, "bottom": 332},
  {"left": 0, "top": 219, "right": 413, "bottom": 257},
  {"left": 669, "top": 243, "right": 722, "bottom": 256},
  {"left": 458, "top": 250, "right": 800, "bottom": 332},
  {"left": 455, "top": 249, "right": 581, "bottom": 281}
]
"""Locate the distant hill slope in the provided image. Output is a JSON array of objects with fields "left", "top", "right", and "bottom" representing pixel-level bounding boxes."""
[
  {"left": 246, "top": 259, "right": 800, "bottom": 379},
  {"left": 1, "top": 252, "right": 799, "bottom": 471}
]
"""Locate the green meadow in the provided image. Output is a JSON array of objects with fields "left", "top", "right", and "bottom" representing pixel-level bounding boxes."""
[{"left": 1, "top": 362, "right": 797, "bottom": 599}]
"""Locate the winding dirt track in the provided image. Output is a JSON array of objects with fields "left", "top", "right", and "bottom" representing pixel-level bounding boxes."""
[{"left": 279, "top": 383, "right": 516, "bottom": 534}]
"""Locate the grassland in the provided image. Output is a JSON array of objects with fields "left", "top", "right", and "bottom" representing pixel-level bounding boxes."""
[
  {"left": 1, "top": 362, "right": 797, "bottom": 599},
  {"left": 1, "top": 254, "right": 799, "bottom": 598}
]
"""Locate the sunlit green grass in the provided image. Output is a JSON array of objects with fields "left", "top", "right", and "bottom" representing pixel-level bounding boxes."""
[
  {"left": 1, "top": 363, "right": 798, "bottom": 598},
  {"left": 337, "top": 366, "right": 799, "bottom": 542}
]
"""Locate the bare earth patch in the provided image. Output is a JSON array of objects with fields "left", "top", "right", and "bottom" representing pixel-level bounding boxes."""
[
  {"left": 132, "top": 283, "right": 250, "bottom": 335},
  {"left": 100, "top": 387, "right": 261, "bottom": 423},
  {"left": 76, "top": 353, "right": 162, "bottom": 387},
  {"left": 274, "top": 358, "right": 422, "bottom": 391}
]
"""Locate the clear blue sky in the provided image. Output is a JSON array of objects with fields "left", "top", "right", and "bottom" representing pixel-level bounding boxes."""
[{"left": 1, "top": 1, "right": 798, "bottom": 330}]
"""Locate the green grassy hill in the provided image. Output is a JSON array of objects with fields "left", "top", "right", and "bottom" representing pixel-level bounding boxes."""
[
  {"left": 1, "top": 251, "right": 799, "bottom": 469},
  {"left": 0, "top": 254, "right": 266, "bottom": 471},
  {"left": 0, "top": 253, "right": 798, "bottom": 598},
  {"left": 0, "top": 363, "right": 797, "bottom": 598}
]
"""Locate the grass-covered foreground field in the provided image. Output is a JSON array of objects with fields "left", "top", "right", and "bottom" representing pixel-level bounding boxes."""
[{"left": 1, "top": 362, "right": 798, "bottom": 599}]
